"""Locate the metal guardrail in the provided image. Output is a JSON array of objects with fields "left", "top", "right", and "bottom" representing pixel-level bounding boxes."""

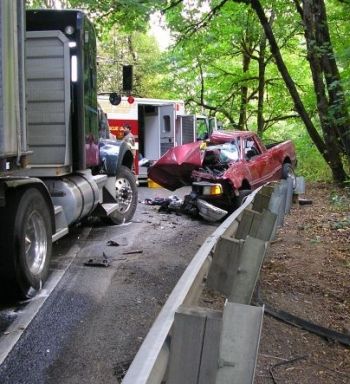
[{"left": 122, "top": 178, "right": 300, "bottom": 384}]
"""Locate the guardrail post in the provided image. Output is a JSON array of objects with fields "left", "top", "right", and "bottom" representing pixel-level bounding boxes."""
[
  {"left": 234, "top": 209, "right": 277, "bottom": 242},
  {"left": 215, "top": 303, "right": 264, "bottom": 384},
  {"left": 252, "top": 185, "right": 274, "bottom": 212},
  {"left": 206, "top": 236, "right": 267, "bottom": 304},
  {"left": 228, "top": 236, "right": 267, "bottom": 304},
  {"left": 206, "top": 236, "right": 243, "bottom": 297},
  {"left": 235, "top": 209, "right": 256, "bottom": 239},
  {"left": 285, "top": 177, "right": 294, "bottom": 214},
  {"left": 167, "top": 306, "right": 222, "bottom": 384},
  {"left": 268, "top": 182, "right": 287, "bottom": 233},
  {"left": 250, "top": 209, "right": 277, "bottom": 242},
  {"left": 277, "top": 180, "right": 288, "bottom": 226},
  {"left": 294, "top": 176, "right": 305, "bottom": 195}
]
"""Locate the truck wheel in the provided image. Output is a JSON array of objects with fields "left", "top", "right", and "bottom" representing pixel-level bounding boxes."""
[
  {"left": 232, "top": 189, "right": 251, "bottom": 211},
  {"left": 0, "top": 188, "right": 52, "bottom": 299},
  {"left": 236, "top": 189, "right": 252, "bottom": 208},
  {"left": 106, "top": 166, "right": 138, "bottom": 225}
]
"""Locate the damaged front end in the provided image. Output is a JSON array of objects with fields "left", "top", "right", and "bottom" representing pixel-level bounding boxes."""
[
  {"left": 148, "top": 131, "right": 243, "bottom": 221},
  {"left": 196, "top": 198, "right": 228, "bottom": 222}
]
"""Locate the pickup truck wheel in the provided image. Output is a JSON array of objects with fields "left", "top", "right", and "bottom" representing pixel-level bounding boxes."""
[
  {"left": 232, "top": 189, "right": 251, "bottom": 211},
  {"left": 238, "top": 189, "right": 252, "bottom": 206},
  {"left": 0, "top": 188, "right": 52, "bottom": 299},
  {"left": 282, "top": 163, "right": 296, "bottom": 187},
  {"left": 105, "top": 166, "right": 138, "bottom": 225}
]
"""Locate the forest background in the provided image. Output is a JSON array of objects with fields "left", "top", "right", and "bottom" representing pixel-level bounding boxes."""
[{"left": 27, "top": 0, "right": 350, "bottom": 186}]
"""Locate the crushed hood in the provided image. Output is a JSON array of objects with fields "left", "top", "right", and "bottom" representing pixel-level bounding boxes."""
[{"left": 148, "top": 131, "right": 243, "bottom": 191}]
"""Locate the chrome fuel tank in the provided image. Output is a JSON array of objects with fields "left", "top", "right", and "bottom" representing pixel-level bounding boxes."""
[{"left": 44, "top": 171, "right": 99, "bottom": 225}]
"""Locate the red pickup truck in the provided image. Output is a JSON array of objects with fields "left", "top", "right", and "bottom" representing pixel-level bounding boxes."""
[{"left": 148, "top": 130, "right": 296, "bottom": 216}]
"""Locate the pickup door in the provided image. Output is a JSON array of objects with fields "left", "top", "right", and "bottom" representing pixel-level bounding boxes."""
[{"left": 242, "top": 134, "right": 281, "bottom": 188}]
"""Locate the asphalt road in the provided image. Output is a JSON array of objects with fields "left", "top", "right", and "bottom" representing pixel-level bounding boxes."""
[{"left": 0, "top": 186, "right": 217, "bottom": 384}]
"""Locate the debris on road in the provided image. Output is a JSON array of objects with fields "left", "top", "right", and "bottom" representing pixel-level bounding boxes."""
[
  {"left": 107, "top": 240, "right": 121, "bottom": 247},
  {"left": 84, "top": 252, "right": 110, "bottom": 267},
  {"left": 141, "top": 193, "right": 227, "bottom": 222},
  {"left": 298, "top": 198, "right": 313, "bottom": 205},
  {"left": 106, "top": 237, "right": 128, "bottom": 247},
  {"left": 121, "top": 250, "right": 143, "bottom": 255},
  {"left": 142, "top": 195, "right": 183, "bottom": 211},
  {"left": 84, "top": 258, "right": 110, "bottom": 268}
]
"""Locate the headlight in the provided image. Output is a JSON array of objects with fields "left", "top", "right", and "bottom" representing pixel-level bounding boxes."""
[
  {"left": 202, "top": 184, "right": 223, "bottom": 196},
  {"left": 192, "top": 182, "right": 223, "bottom": 196}
]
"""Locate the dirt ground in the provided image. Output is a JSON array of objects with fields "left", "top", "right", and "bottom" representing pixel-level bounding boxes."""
[{"left": 254, "top": 182, "right": 350, "bottom": 384}]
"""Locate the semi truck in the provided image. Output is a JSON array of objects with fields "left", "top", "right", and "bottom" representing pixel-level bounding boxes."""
[
  {"left": 98, "top": 95, "right": 218, "bottom": 182},
  {"left": 0, "top": 1, "right": 137, "bottom": 298}
]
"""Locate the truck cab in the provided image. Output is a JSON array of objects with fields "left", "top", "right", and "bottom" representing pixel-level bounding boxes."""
[{"left": 0, "top": 3, "right": 137, "bottom": 298}]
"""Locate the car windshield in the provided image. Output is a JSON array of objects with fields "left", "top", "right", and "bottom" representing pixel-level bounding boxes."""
[
  {"left": 219, "top": 142, "right": 239, "bottom": 162},
  {"left": 203, "top": 141, "right": 239, "bottom": 167}
]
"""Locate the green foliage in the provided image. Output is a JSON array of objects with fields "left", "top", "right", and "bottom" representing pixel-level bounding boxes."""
[
  {"left": 25, "top": 0, "right": 350, "bottom": 183},
  {"left": 326, "top": 0, "right": 350, "bottom": 103},
  {"left": 160, "top": 0, "right": 313, "bottom": 130},
  {"left": 263, "top": 123, "right": 332, "bottom": 182},
  {"left": 26, "top": 0, "right": 167, "bottom": 98},
  {"left": 97, "top": 29, "right": 164, "bottom": 97},
  {"left": 26, "top": 0, "right": 161, "bottom": 37}
]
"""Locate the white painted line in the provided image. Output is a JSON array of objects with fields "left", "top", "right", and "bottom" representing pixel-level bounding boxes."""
[{"left": 0, "top": 227, "right": 92, "bottom": 366}]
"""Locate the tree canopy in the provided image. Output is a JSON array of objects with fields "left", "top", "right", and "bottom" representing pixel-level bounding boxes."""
[{"left": 26, "top": 0, "right": 350, "bottom": 184}]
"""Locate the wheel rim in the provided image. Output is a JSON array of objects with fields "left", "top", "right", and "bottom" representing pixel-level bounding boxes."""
[
  {"left": 24, "top": 210, "right": 48, "bottom": 275},
  {"left": 115, "top": 177, "right": 133, "bottom": 213}
]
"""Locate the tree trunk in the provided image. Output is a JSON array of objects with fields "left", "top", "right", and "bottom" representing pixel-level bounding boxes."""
[
  {"left": 298, "top": 1, "right": 347, "bottom": 182},
  {"left": 238, "top": 49, "right": 251, "bottom": 130},
  {"left": 247, "top": 0, "right": 347, "bottom": 184},
  {"left": 257, "top": 33, "right": 266, "bottom": 137},
  {"left": 311, "top": 0, "right": 350, "bottom": 160}
]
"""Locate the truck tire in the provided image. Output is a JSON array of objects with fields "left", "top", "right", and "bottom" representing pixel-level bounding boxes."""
[
  {"left": 105, "top": 166, "right": 138, "bottom": 225},
  {"left": 233, "top": 189, "right": 252, "bottom": 210},
  {"left": 0, "top": 188, "right": 52, "bottom": 299}
]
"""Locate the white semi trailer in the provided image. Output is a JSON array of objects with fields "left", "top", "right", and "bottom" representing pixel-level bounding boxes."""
[{"left": 0, "top": 1, "right": 137, "bottom": 298}]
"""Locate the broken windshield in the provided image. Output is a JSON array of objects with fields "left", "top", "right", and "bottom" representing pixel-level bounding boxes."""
[{"left": 203, "top": 141, "right": 239, "bottom": 168}]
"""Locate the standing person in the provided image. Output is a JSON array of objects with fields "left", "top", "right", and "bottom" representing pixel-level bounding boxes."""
[{"left": 123, "top": 123, "right": 136, "bottom": 157}]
